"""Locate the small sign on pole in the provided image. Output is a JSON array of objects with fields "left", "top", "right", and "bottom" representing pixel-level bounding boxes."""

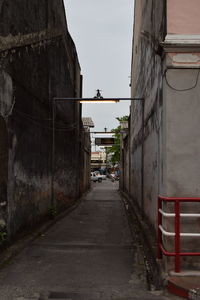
[{"left": 95, "top": 138, "right": 115, "bottom": 146}]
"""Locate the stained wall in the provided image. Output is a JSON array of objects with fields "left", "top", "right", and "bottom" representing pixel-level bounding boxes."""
[{"left": 0, "top": 0, "right": 88, "bottom": 239}]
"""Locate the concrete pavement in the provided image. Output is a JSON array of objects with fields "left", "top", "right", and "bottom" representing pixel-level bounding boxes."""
[{"left": 0, "top": 180, "right": 180, "bottom": 300}]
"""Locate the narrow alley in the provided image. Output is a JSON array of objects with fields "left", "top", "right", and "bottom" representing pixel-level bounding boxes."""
[
  {"left": 1, "top": 1, "right": 200, "bottom": 299},
  {"left": 0, "top": 181, "right": 178, "bottom": 300}
]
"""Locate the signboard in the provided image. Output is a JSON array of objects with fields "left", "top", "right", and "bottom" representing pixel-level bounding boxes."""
[{"left": 95, "top": 138, "right": 115, "bottom": 146}]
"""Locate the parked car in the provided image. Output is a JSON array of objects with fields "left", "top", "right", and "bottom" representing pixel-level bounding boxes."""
[
  {"left": 91, "top": 172, "right": 102, "bottom": 183},
  {"left": 94, "top": 171, "right": 107, "bottom": 180}
]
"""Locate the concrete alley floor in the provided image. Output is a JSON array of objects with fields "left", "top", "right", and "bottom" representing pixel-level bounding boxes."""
[{"left": 0, "top": 180, "right": 180, "bottom": 300}]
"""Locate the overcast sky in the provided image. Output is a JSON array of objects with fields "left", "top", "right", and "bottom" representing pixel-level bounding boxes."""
[{"left": 64, "top": 0, "right": 134, "bottom": 132}]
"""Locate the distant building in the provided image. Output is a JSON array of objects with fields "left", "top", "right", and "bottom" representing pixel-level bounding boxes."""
[
  {"left": 79, "top": 117, "right": 94, "bottom": 193},
  {"left": 91, "top": 151, "right": 107, "bottom": 171},
  {"left": 82, "top": 117, "right": 94, "bottom": 130}
]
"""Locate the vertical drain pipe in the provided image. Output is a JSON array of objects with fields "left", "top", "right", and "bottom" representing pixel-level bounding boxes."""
[
  {"left": 141, "top": 98, "right": 145, "bottom": 211},
  {"left": 51, "top": 98, "right": 55, "bottom": 209}
]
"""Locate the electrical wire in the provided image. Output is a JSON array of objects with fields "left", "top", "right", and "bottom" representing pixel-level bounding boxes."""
[
  {"left": 14, "top": 107, "right": 76, "bottom": 129},
  {"left": 13, "top": 107, "right": 51, "bottom": 122},
  {"left": 13, "top": 107, "right": 77, "bottom": 131},
  {"left": 1, "top": 47, "right": 80, "bottom": 132},
  {"left": 164, "top": 68, "right": 200, "bottom": 92},
  {"left": 9, "top": 78, "right": 78, "bottom": 130}
]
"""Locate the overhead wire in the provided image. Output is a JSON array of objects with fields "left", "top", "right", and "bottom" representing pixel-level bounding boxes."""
[
  {"left": 13, "top": 107, "right": 77, "bottom": 131},
  {"left": 1, "top": 40, "right": 79, "bottom": 132},
  {"left": 164, "top": 68, "right": 200, "bottom": 92}
]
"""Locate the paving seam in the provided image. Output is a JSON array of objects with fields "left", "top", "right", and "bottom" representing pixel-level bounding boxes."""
[{"left": 30, "top": 243, "right": 134, "bottom": 250}]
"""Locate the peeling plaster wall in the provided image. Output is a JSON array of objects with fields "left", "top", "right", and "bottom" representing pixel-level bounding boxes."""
[{"left": 0, "top": 0, "right": 83, "bottom": 238}]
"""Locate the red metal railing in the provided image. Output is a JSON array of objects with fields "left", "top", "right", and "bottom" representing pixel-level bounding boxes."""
[{"left": 157, "top": 195, "right": 200, "bottom": 273}]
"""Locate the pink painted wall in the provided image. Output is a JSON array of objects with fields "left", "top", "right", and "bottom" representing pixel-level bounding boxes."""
[{"left": 167, "top": 0, "right": 200, "bottom": 35}]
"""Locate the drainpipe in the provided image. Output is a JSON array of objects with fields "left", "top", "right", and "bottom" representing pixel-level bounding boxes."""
[
  {"left": 51, "top": 98, "right": 55, "bottom": 209},
  {"left": 141, "top": 98, "right": 145, "bottom": 212}
]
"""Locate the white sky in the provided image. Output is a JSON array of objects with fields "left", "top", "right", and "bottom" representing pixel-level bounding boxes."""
[{"left": 64, "top": 0, "right": 134, "bottom": 132}]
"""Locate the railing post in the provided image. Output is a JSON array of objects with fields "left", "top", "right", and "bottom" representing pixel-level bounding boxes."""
[
  {"left": 157, "top": 196, "right": 162, "bottom": 259},
  {"left": 175, "top": 200, "right": 180, "bottom": 272}
]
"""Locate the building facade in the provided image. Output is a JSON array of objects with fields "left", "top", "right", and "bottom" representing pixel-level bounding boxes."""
[
  {"left": 0, "top": 0, "right": 89, "bottom": 240},
  {"left": 123, "top": 0, "right": 200, "bottom": 276},
  {"left": 80, "top": 118, "right": 93, "bottom": 193},
  {"left": 91, "top": 151, "right": 107, "bottom": 171}
]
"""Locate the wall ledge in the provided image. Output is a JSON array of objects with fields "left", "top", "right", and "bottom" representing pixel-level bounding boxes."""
[{"left": 161, "top": 34, "right": 200, "bottom": 53}]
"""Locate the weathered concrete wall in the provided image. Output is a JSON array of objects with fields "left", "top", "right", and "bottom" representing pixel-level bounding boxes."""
[
  {"left": 162, "top": 61, "right": 200, "bottom": 270},
  {"left": 121, "top": 134, "right": 129, "bottom": 195},
  {"left": 128, "top": 0, "right": 200, "bottom": 273},
  {"left": 0, "top": 71, "right": 11, "bottom": 232},
  {"left": 129, "top": 0, "right": 166, "bottom": 225},
  {"left": 162, "top": 1, "right": 200, "bottom": 271},
  {"left": 124, "top": 137, "right": 130, "bottom": 194},
  {"left": 0, "top": 0, "right": 86, "bottom": 239},
  {"left": 80, "top": 129, "right": 91, "bottom": 195},
  {"left": 164, "top": 68, "right": 200, "bottom": 197}
]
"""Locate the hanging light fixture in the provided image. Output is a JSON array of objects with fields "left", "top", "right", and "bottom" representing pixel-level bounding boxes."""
[{"left": 79, "top": 89, "right": 120, "bottom": 103}]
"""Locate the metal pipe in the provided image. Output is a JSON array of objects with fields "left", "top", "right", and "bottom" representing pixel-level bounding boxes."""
[
  {"left": 159, "top": 244, "right": 200, "bottom": 257},
  {"left": 175, "top": 200, "right": 180, "bottom": 272},
  {"left": 158, "top": 197, "right": 163, "bottom": 259},
  {"left": 141, "top": 98, "right": 145, "bottom": 212},
  {"left": 53, "top": 97, "right": 144, "bottom": 101},
  {"left": 159, "top": 209, "right": 200, "bottom": 218},
  {"left": 159, "top": 225, "right": 175, "bottom": 237},
  {"left": 159, "top": 225, "right": 200, "bottom": 237},
  {"left": 159, "top": 195, "right": 200, "bottom": 202},
  {"left": 158, "top": 195, "right": 200, "bottom": 272},
  {"left": 51, "top": 98, "right": 55, "bottom": 208}
]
